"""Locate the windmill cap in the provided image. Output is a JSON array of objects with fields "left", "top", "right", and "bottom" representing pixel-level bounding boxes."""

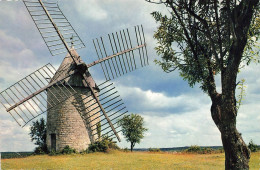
[{"left": 50, "top": 48, "right": 96, "bottom": 88}]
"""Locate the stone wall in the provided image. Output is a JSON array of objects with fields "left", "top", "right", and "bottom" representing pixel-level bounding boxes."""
[{"left": 46, "top": 86, "right": 100, "bottom": 152}]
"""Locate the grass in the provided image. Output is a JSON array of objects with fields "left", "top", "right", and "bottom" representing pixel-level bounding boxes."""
[{"left": 2, "top": 150, "right": 260, "bottom": 170}]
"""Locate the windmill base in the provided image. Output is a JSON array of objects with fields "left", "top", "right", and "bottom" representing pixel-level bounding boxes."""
[{"left": 46, "top": 86, "right": 100, "bottom": 152}]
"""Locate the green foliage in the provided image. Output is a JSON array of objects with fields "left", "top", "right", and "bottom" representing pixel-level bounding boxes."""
[
  {"left": 29, "top": 118, "right": 48, "bottom": 154},
  {"left": 118, "top": 113, "right": 148, "bottom": 151},
  {"left": 248, "top": 140, "right": 258, "bottom": 152},
  {"left": 61, "top": 145, "right": 76, "bottom": 154},
  {"left": 201, "top": 148, "right": 214, "bottom": 154},
  {"left": 88, "top": 136, "right": 119, "bottom": 153},
  {"left": 148, "top": 148, "right": 161, "bottom": 152},
  {"left": 48, "top": 149, "right": 57, "bottom": 156},
  {"left": 48, "top": 146, "right": 77, "bottom": 156},
  {"left": 1, "top": 152, "right": 33, "bottom": 159},
  {"left": 34, "top": 145, "right": 48, "bottom": 155},
  {"left": 122, "top": 147, "right": 130, "bottom": 152},
  {"left": 151, "top": 1, "right": 260, "bottom": 93},
  {"left": 185, "top": 145, "right": 215, "bottom": 154},
  {"left": 243, "top": 7, "right": 260, "bottom": 65},
  {"left": 186, "top": 145, "right": 201, "bottom": 153},
  {"left": 236, "top": 79, "right": 246, "bottom": 110},
  {"left": 97, "top": 121, "right": 101, "bottom": 138}
]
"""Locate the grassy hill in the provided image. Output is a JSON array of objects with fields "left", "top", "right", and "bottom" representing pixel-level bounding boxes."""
[{"left": 2, "top": 150, "right": 260, "bottom": 169}]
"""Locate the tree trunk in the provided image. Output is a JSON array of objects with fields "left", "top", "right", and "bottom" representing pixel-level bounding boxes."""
[
  {"left": 130, "top": 142, "right": 134, "bottom": 152},
  {"left": 211, "top": 95, "right": 250, "bottom": 169},
  {"left": 221, "top": 123, "right": 250, "bottom": 169}
]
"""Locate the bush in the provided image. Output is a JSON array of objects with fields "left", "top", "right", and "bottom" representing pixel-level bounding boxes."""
[
  {"left": 185, "top": 146, "right": 217, "bottom": 154},
  {"left": 122, "top": 147, "right": 129, "bottom": 152},
  {"left": 48, "top": 149, "right": 58, "bottom": 156},
  {"left": 61, "top": 145, "right": 76, "bottom": 154},
  {"left": 88, "top": 136, "right": 119, "bottom": 153},
  {"left": 34, "top": 144, "right": 48, "bottom": 155},
  {"left": 201, "top": 147, "right": 214, "bottom": 154},
  {"left": 148, "top": 148, "right": 161, "bottom": 152},
  {"left": 248, "top": 140, "right": 258, "bottom": 152},
  {"left": 186, "top": 145, "right": 201, "bottom": 153},
  {"left": 49, "top": 145, "right": 77, "bottom": 155}
]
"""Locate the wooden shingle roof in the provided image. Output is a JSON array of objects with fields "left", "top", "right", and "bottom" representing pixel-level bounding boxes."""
[{"left": 50, "top": 48, "right": 86, "bottom": 87}]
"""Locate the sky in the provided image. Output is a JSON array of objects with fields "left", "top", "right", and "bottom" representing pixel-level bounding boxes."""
[{"left": 0, "top": 0, "right": 259, "bottom": 152}]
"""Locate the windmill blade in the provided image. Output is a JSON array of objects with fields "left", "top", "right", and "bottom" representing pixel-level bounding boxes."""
[
  {"left": 23, "top": 0, "right": 85, "bottom": 56},
  {"left": 73, "top": 81, "right": 127, "bottom": 142},
  {"left": 0, "top": 63, "right": 77, "bottom": 127},
  {"left": 55, "top": 47, "right": 122, "bottom": 142},
  {"left": 89, "top": 25, "right": 149, "bottom": 81}
]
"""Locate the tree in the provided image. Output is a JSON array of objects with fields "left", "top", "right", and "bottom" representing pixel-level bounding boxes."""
[
  {"left": 118, "top": 114, "right": 148, "bottom": 152},
  {"left": 248, "top": 140, "right": 258, "bottom": 152},
  {"left": 146, "top": 0, "right": 259, "bottom": 169},
  {"left": 29, "top": 118, "right": 47, "bottom": 154}
]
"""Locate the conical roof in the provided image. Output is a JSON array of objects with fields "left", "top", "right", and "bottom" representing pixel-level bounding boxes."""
[{"left": 50, "top": 48, "right": 87, "bottom": 87}]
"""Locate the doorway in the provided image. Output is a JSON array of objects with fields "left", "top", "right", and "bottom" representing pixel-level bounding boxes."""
[{"left": 50, "top": 133, "right": 56, "bottom": 151}]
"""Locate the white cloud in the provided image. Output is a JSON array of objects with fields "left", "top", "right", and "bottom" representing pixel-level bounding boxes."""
[
  {"left": 1, "top": 0, "right": 260, "bottom": 153},
  {"left": 118, "top": 105, "right": 222, "bottom": 149},
  {"left": 0, "top": 119, "right": 35, "bottom": 152},
  {"left": 116, "top": 84, "right": 209, "bottom": 113},
  {"left": 75, "top": 0, "right": 108, "bottom": 21}
]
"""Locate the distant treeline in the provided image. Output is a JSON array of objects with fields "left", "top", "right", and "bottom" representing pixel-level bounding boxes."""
[
  {"left": 1, "top": 152, "right": 33, "bottom": 159},
  {"left": 134, "top": 146, "right": 224, "bottom": 152}
]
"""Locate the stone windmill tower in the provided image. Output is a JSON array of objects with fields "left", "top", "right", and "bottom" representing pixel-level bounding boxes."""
[
  {"left": 0, "top": 0, "right": 149, "bottom": 152},
  {"left": 46, "top": 49, "right": 101, "bottom": 151}
]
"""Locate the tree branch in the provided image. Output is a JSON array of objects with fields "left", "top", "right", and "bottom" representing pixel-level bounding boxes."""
[
  {"left": 167, "top": 2, "right": 204, "bottom": 77},
  {"left": 214, "top": 0, "right": 224, "bottom": 70},
  {"left": 183, "top": 3, "right": 221, "bottom": 68}
]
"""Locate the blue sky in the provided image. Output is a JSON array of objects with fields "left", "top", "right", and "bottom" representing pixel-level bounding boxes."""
[{"left": 0, "top": 0, "right": 259, "bottom": 152}]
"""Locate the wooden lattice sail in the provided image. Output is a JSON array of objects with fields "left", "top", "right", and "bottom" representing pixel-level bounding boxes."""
[{"left": 0, "top": 0, "right": 149, "bottom": 152}]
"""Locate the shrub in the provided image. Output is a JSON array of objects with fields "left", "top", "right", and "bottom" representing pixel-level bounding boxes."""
[
  {"left": 88, "top": 136, "right": 119, "bottom": 153},
  {"left": 186, "top": 145, "right": 201, "bottom": 153},
  {"left": 48, "top": 149, "right": 58, "bottom": 156},
  {"left": 201, "top": 147, "right": 214, "bottom": 154},
  {"left": 248, "top": 140, "right": 258, "bottom": 152},
  {"left": 88, "top": 141, "right": 108, "bottom": 153},
  {"left": 217, "top": 148, "right": 224, "bottom": 153},
  {"left": 148, "top": 148, "right": 161, "bottom": 152},
  {"left": 34, "top": 144, "right": 48, "bottom": 155},
  {"left": 122, "top": 147, "right": 129, "bottom": 152},
  {"left": 61, "top": 145, "right": 76, "bottom": 154}
]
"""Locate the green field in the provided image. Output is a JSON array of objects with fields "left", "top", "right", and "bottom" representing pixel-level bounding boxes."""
[{"left": 2, "top": 151, "right": 260, "bottom": 169}]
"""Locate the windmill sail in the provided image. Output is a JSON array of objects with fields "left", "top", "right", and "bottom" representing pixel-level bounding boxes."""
[
  {"left": 73, "top": 81, "right": 128, "bottom": 140},
  {"left": 2, "top": 1, "right": 149, "bottom": 144},
  {"left": 0, "top": 63, "right": 77, "bottom": 127},
  {"left": 23, "top": 0, "right": 122, "bottom": 141},
  {"left": 23, "top": 0, "right": 85, "bottom": 56},
  {"left": 90, "top": 25, "right": 149, "bottom": 81}
]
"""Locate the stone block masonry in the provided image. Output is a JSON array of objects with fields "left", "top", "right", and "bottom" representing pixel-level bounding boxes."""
[{"left": 46, "top": 86, "right": 100, "bottom": 152}]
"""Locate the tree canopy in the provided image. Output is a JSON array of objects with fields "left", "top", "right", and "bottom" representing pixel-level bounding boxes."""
[
  {"left": 146, "top": 0, "right": 259, "bottom": 169},
  {"left": 118, "top": 114, "right": 148, "bottom": 152},
  {"left": 150, "top": 0, "right": 259, "bottom": 94},
  {"left": 29, "top": 118, "right": 47, "bottom": 154}
]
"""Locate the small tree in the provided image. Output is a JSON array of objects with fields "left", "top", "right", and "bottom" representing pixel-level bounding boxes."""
[
  {"left": 29, "top": 118, "right": 47, "bottom": 154},
  {"left": 118, "top": 114, "right": 148, "bottom": 152},
  {"left": 248, "top": 140, "right": 258, "bottom": 152}
]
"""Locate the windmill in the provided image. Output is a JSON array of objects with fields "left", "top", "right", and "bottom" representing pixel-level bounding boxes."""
[{"left": 0, "top": 0, "right": 149, "bottom": 152}]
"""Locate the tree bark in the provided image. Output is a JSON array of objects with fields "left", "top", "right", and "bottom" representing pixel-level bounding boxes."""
[
  {"left": 211, "top": 95, "right": 250, "bottom": 170},
  {"left": 130, "top": 142, "right": 134, "bottom": 152}
]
